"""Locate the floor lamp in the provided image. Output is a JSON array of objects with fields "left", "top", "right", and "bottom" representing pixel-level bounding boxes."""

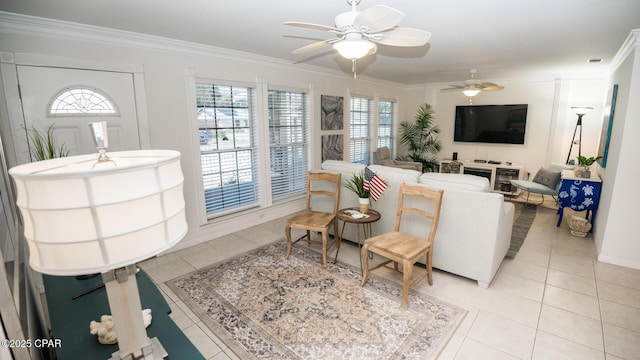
[
  {"left": 10, "top": 122, "right": 187, "bottom": 360},
  {"left": 565, "top": 107, "right": 593, "bottom": 164}
]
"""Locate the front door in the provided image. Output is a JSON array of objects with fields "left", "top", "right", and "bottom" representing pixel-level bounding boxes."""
[{"left": 15, "top": 65, "right": 142, "bottom": 163}]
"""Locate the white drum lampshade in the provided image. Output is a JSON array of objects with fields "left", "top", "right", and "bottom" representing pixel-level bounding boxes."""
[
  {"left": 11, "top": 120, "right": 187, "bottom": 359},
  {"left": 9, "top": 149, "right": 187, "bottom": 276},
  {"left": 10, "top": 148, "right": 187, "bottom": 359}
]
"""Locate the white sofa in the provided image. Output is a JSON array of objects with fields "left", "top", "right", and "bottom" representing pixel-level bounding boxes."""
[{"left": 314, "top": 160, "right": 515, "bottom": 288}]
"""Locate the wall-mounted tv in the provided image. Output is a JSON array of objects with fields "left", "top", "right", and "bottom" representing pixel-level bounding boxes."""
[{"left": 454, "top": 104, "right": 528, "bottom": 144}]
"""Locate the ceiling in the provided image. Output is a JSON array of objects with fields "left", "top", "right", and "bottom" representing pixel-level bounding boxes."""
[{"left": 1, "top": 0, "right": 639, "bottom": 85}]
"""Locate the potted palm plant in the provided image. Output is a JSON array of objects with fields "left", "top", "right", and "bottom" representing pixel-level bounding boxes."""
[
  {"left": 397, "top": 103, "right": 442, "bottom": 172},
  {"left": 345, "top": 172, "right": 370, "bottom": 214}
]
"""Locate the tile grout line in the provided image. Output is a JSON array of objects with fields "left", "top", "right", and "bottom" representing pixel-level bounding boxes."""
[
  {"left": 593, "top": 257, "right": 608, "bottom": 358},
  {"left": 529, "top": 204, "right": 554, "bottom": 360}
]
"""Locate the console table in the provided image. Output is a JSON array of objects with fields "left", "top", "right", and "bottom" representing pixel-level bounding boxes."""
[
  {"left": 556, "top": 170, "right": 602, "bottom": 229},
  {"left": 43, "top": 269, "right": 203, "bottom": 360},
  {"left": 440, "top": 160, "right": 524, "bottom": 195}
]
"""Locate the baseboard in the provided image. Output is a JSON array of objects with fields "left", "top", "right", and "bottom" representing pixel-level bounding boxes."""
[{"left": 597, "top": 254, "right": 640, "bottom": 270}]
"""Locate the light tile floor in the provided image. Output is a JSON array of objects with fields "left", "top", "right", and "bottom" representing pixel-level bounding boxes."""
[{"left": 139, "top": 203, "right": 640, "bottom": 360}]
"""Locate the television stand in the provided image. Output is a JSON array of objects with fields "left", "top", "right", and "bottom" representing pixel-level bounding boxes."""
[{"left": 439, "top": 160, "right": 524, "bottom": 196}]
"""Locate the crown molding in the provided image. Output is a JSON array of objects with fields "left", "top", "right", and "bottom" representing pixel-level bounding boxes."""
[
  {"left": 610, "top": 29, "right": 640, "bottom": 73},
  {"left": 0, "top": 11, "right": 403, "bottom": 88}
]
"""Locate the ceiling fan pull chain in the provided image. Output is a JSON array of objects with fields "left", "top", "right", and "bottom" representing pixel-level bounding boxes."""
[{"left": 352, "top": 59, "right": 357, "bottom": 78}]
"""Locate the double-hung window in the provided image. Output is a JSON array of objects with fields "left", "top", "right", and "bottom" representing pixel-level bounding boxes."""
[
  {"left": 268, "top": 89, "right": 309, "bottom": 200},
  {"left": 196, "top": 83, "right": 258, "bottom": 215},
  {"left": 378, "top": 100, "right": 395, "bottom": 150},
  {"left": 349, "top": 96, "right": 373, "bottom": 164}
]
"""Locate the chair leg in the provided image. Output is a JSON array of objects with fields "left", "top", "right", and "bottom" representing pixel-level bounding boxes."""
[
  {"left": 360, "top": 244, "right": 370, "bottom": 286},
  {"left": 321, "top": 230, "right": 328, "bottom": 267},
  {"left": 402, "top": 259, "right": 413, "bottom": 310},
  {"left": 333, "top": 220, "right": 341, "bottom": 264},
  {"left": 305, "top": 230, "right": 311, "bottom": 243},
  {"left": 285, "top": 223, "right": 292, "bottom": 259},
  {"left": 426, "top": 250, "right": 433, "bottom": 286}
]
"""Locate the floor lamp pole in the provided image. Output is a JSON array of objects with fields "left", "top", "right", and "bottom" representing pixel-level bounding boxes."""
[{"left": 565, "top": 113, "right": 584, "bottom": 164}]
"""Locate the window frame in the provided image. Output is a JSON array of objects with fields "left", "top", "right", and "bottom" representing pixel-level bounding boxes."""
[
  {"left": 377, "top": 98, "right": 396, "bottom": 154},
  {"left": 48, "top": 86, "right": 119, "bottom": 116},
  {"left": 267, "top": 87, "right": 310, "bottom": 202},
  {"left": 349, "top": 95, "right": 373, "bottom": 164},
  {"left": 195, "top": 81, "right": 260, "bottom": 218}
]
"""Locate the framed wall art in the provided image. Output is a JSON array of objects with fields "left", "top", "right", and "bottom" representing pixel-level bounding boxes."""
[
  {"left": 321, "top": 134, "right": 343, "bottom": 162},
  {"left": 597, "top": 83, "right": 618, "bottom": 168},
  {"left": 321, "top": 95, "right": 344, "bottom": 130}
]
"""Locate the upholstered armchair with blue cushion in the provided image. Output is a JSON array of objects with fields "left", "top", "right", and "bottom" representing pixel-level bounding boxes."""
[
  {"left": 372, "top": 147, "right": 423, "bottom": 172},
  {"left": 510, "top": 163, "right": 574, "bottom": 206}
]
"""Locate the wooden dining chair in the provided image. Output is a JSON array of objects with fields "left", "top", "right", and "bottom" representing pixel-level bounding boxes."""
[
  {"left": 285, "top": 171, "right": 341, "bottom": 267},
  {"left": 360, "top": 183, "right": 444, "bottom": 309}
]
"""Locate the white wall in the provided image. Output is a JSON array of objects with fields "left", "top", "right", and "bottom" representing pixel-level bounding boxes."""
[
  {"left": 595, "top": 30, "right": 640, "bottom": 269},
  {"left": 405, "top": 78, "right": 606, "bottom": 178},
  {"left": 1, "top": 14, "right": 634, "bottom": 270},
  {"left": 0, "top": 13, "right": 407, "bottom": 250}
]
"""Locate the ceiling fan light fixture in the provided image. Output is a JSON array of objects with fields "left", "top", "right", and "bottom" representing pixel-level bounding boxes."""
[
  {"left": 333, "top": 39, "right": 376, "bottom": 60},
  {"left": 462, "top": 89, "right": 481, "bottom": 97}
]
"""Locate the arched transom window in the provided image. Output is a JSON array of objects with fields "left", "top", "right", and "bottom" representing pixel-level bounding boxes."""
[{"left": 49, "top": 87, "right": 118, "bottom": 116}]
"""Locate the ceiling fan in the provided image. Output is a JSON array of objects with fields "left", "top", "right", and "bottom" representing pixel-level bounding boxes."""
[
  {"left": 442, "top": 69, "right": 504, "bottom": 103},
  {"left": 284, "top": 0, "right": 431, "bottom": 76}
]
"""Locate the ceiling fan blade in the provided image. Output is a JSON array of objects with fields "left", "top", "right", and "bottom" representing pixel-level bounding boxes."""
[
  {"left": 369, "top": 28, "right": 431, "bottom": 47},
  {"left": 354, "top": 5, "right": 404, "bottom": 33},
  {"left": 441, "top": 86, "right": 466, "bottom": 92},
  {"left": 283, "top": 21, "right": 339, "bottom": 32},
  {"left": 481, "top": 84, "right": 505, "bottom": 91},
  {"left": 292, "top": 39, "right": 336, "bottom": 54}
]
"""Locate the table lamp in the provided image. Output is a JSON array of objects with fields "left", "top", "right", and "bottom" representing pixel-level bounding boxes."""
[{"left": 9, "top": 122, "right": 187, "bottom": 359}]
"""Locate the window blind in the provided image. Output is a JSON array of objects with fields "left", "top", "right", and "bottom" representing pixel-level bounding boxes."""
[
  {"left": 378, "top": 100, "right": 395, "bottom": 151},
  {"left": 268, "top": 89, "right": 309, "bottom": 200},
  {"left": 350, "top": 97, "right": 372, "bottom": 164},
  {"left": 196, "top": 83, "right": 259, "bottom": 216}
]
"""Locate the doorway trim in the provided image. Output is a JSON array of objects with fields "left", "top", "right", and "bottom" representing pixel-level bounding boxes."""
[{"left": 0, "top": 51, "right": 151, "bottom": 168}]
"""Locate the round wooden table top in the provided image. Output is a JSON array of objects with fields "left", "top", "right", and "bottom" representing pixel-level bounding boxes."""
[{"left": 336, "top": 207, "right": 381, "bottom": 224}]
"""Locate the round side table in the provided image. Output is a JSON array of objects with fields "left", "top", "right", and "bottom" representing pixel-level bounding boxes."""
[{"left": 334, "top": 207, "right": 381, "bottom": 272}]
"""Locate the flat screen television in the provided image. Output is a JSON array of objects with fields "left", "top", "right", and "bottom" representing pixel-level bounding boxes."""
[{"left": 454, "top": 104, "right": 528, "bottom": 144}]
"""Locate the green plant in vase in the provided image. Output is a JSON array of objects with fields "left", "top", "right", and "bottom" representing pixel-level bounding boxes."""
[
  {"left": 576, "top": 155, "right": 602, "bottom": 178},
  {"left": 345, "top": 172, "right": 370, "bottom": 214}
]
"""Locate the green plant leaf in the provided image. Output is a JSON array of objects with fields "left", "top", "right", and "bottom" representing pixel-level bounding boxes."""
[
  {"left": 344, "top": 172, "right": 369, "bottom": 198},
  {"left": 26, "top": 124, "right": 70, "bottom": 161},
  {"left": 397, "top": 103, "right": 441, "bottom": 172}
]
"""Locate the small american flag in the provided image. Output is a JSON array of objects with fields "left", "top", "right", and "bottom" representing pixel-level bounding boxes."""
[{"left": 363, "top": 167, "right": 388, "bottom": 201}]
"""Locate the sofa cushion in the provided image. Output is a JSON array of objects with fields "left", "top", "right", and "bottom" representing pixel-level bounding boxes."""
[
  {"left": 419, "top": 173, "right": 490, "bottom": 192},
  {"left": 321, "top": 160, "right": 366, "bottom": 174},
  {"left": 366, "top": 164, "right": 422, "bottom": 184},
  {"left": 532, "top": 167, "right": 561, "bottom": 190}
]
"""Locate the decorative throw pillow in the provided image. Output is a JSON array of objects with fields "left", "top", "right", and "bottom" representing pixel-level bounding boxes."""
[{"left": 533, "top": 167, "right": 562, "bottom": 189}]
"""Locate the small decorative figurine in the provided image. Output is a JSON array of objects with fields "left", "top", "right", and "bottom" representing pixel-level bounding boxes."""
[{"left": 89, "top": 309, "right": 152, "bottom": 344}]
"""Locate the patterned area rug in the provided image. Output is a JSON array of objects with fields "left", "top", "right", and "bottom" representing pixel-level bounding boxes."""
[
  {"left": 505, "top": 205, "right": 537, "bottom": 259},
  {"left": 167, "top": 241, "right": 466, "bottom": 360}
]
